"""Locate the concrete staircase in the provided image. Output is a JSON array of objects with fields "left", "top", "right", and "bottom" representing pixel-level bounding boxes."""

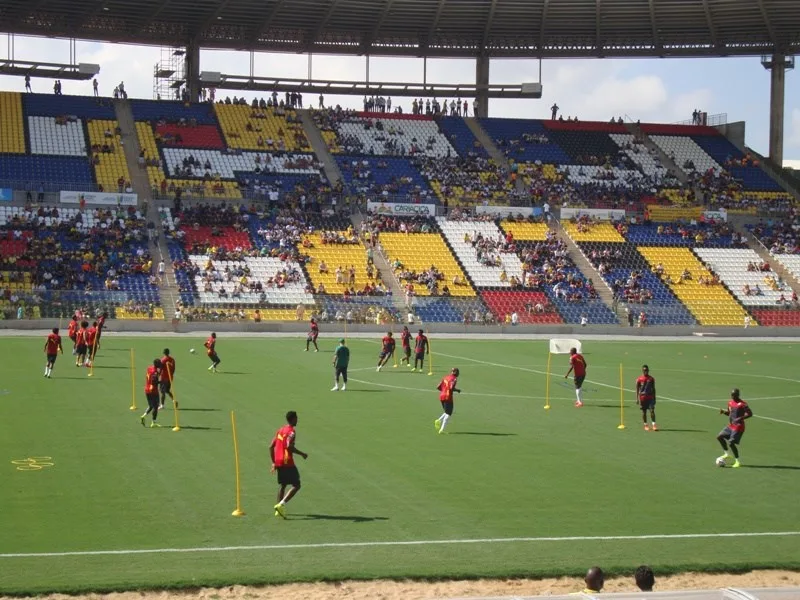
[
  {"left": 462, "top": 117, "right": 526, "bottom": 194},
  {"left": 298, "top": 109, "right": 343, "bottom": 187},
  {"left": 734, "top": 222, "right": 800, "bottom": 295},
  {"left": 552, "top": 218, "right": 622, "bottom": 324},
  {"left": 351, "top": 213, "right": 408, "bottom": 311},
  {"left": 625, "top": 122, "right": 690, "bottom": 187},
  {"left": 113, "top": 99, "right": 152, "bottom": 205}
]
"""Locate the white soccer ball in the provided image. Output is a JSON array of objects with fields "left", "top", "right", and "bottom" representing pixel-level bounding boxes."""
[
  {"left": 715, "top": 457, "right": 726, "bottom": 467},
  {"left": 189, "top": 348, "right": 196, "bottom": 354}
]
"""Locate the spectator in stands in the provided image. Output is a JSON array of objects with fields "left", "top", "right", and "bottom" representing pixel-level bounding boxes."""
[
  {"left": 582, "top": 567, "right": 604, "bottom": 594},
  {"left": 635, "top": 565, "right": 655, "bottom": 592}
]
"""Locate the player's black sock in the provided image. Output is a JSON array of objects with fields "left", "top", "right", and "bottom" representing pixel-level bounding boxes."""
[
  {"left": 152, "top": 407, "right": 159, "bottom": 420},
  {"left": 306, "top": 341, "right": 310, "bottom": 350},
  {"left": 717, "top": 438, "right": 728, "bottom": 451},
  {"left": 730, "top": 444, "right": 739, "bottom": 459},
  {"left": 314, "top": 342, "right": 318, "bottom": 350}
]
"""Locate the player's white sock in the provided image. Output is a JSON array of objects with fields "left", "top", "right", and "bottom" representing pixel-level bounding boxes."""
[
  {"left": 576, "top": 388, "right": 583, "bottom": 403},
  {"left": 439, "top": 414, "right": 449, "bottom": 432},
  {"left": 341, "top": 383, "right": 346, "bottom": 391}
]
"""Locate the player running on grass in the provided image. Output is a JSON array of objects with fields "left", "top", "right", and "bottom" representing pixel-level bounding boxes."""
[
  {"left": 717, "top": 388, "right": 752, "bottom": 468},
  {"left": 376, "top": 331, "right": 396, "bottom": 371},
  {"left": 270, "top": 410, "right": 308, "bottom": 519},
  {"left": 159, "top": 348, "right": 176, "bottom": 409},
  {"left": 204, "top": 332, "right": 221, "bottom": 372},
  {"left": 412, "top": 329, "right": 429, "bottom": 372},
  {"left": 636, "top": 364, "right": 658, "bottom": 431},
  {"left": 564, "top": 347, "right": 587, "bottom": 407},
  {"left": 400, "top": 326, "right": 412, "bottom": 366},
  {"left": 434, "top": 368, "right": 461, "bottom": 434},
  {"left": 140, "top": 359, "right": 163, "bottom": 428},
  {"left": 305, "top": 318, "right": 319, "bottom": 352},
  {"left": 43, "top": 327, "right": 63, "bottom": 378}
]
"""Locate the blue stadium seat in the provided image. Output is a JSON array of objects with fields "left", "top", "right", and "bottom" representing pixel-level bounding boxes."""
[
  {"left": 479, "top": 118, "right": 571, "bottom": 163},
  {"left": 0, "top": 155, "right": 95, "bottom": 190},
  {"left": 129, "top": 100, "right": 220, "bottom": 125},
  {"left": 23, "top": 93, "right": 116, "bottom": 119},
  {"left": 436, "top": 117, "right": 488, "bottom": 158}
]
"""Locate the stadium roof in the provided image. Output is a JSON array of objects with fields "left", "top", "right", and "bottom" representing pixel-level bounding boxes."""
[{"left": 1, "top": 0, "right": 799, "bottom": 60}]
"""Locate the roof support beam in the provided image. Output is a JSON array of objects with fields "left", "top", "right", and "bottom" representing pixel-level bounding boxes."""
[
  {"left": 249, "top": 0, "right": 288, "bottom": 45},
  {"left": 481, "top": 0, "right": 499, "bottom": 52},
  {"left": 193, "top": 0, "right": 233, "bottom": 38},
  {"left": 701, "top": 0, "right": 717, "bottom": 47},
  {"left": 595, "top": 0, "right": 602, "bottom": 54},
  {"left": 539, "top": 0, "right": 550, "bottom": 52},
  {"left": 307, "top": 0, "right": 342, "bottom": 50},
  {"left": 648, "top": 0, "right": 660, "bottom": 52},
  {"left": 425, "top": 0, "right": 448, "bottom": 50},
  {"left": 362, "top": 0, "right": 396, "bottom": 52},
  {"left": 134, "top": 0, "right": 173, "bottom": 35},
  {"left": 756, "top": 0, "right": 776, "bottom": 45}
]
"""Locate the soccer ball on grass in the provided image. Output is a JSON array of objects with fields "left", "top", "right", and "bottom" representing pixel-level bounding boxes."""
[
  {"left": 715, "top": 457, "right": 726, "bottom": 467},
  {"left": 189, "top": 348, "right": 196, "bottom": 354}
]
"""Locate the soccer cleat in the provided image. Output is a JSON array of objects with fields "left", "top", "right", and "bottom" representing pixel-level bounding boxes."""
[
  {"left": 274, "top": 503, "right": 287, "bottom": 519},
  {"left": 410, "top": 368, "right": 416, "bottom": 372},
  {"left": 341, "top": 384, "right": 346, "bottom": 391},
  {"left": 208, "top": 365, "right": 214, "bottom": 371},
  {"left": 434, "top": 418, "right": 441, "bottom": 432},
  {"left": 575, "top": 401, "right": 583, "bottom": 408},
  {"left": 158, "top": 404, "right": 164, "bottom": 410},
  {"left": 644, "top": 424, "right": 650, "bottom": 431},
  {"left": 150, "top": 422, "right": 162, "bottom": 428},
  {"left": 732, "top": 460, "right": 741, "bottom": 468},
  {"left": 314, "top": 349, "right": 319, "bottom": 353},
  {"left": 304, "top": 348, "right": 309, "bottom": 352},
  {"left": 376, "top": 366, "right": 382, "bottom": 372},
  {"left": 652, "top": 424, "right": 658, "bottom": 432},
  {"left": 140, "top": 416, "right": 146, "bottom": 427},
  {"left": 331, "top": 386, "right": 339, "bottom": 391}
]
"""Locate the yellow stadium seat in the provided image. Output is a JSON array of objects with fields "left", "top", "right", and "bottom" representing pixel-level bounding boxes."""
[
  {"left": 646, "top": 204, "right": 702, "bottom": 222},
  {"left": 166, "top": 179, "right": 242, "bottom": 200},
  {"left": 637, "top": 247, "right": 752, "bottom": 326},
  {"left": 563, "top": 222, "right": 625, "bottom": 243},
  {"left": 246, "top": 308, "right": 307, "bottom": 321},
  {"left": 115, "top": 307, "right": 165, "bottom": 320},
  {"left": 214, "top": 105, "right": 311, "bottom": 152},
  {"left": 303, "top": 234, "right": 371, "bottom": 292},
  {"left": 379, "top": 232, "right": 475, "bottom": 297},
  {"left": 500, "top": 221, "right": 550, "bottom": 241},
  {"left": 135, "top": 122, "right": 167, "bottom": 188},
  {"left": 0, "top": 92, "right": 26, "bottom": 153},
  {"left": 86, "top": 120, "right": 131, "bottom": 192}
]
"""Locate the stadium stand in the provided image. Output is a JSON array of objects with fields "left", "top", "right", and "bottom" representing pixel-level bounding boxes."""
[
  {"left": 28, "top": 116, "right": 86, "bottom": 156},
  {"left": 479, "top": 118, "right": 571, "bottom": 163},
  {"left": 480, "top": 290, "right": 563, "bottom": 324},
  {"left": 214, "top": 104, "right": 311, "bottom": 152},
  {"left": 0, "top": 91, "right": 26, "bottom": 154},
  {"left": 417, "top": 156, "right": 514, "bottom": 206},
  {"left": 336, "top": 156, "right": 435, "bottom": 202},
  {"left": 23, "top": 92, "right": 116, "bottom": 119},
  {"left": 436, "top": 116, "right": 488, "bottom": 158},
  {"left": 86, "top": 119, "right": 131, "bottom": 192}
]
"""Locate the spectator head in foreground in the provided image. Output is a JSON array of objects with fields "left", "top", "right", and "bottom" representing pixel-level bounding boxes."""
[
  {"left": 635, "top": 565, "right": 655, "bottom": 591},
  {"left": 585, "top": 566, "right": 604, "bottom": 592}
]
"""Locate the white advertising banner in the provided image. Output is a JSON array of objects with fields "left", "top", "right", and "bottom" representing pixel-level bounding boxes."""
[
  {"left": 60, "top": 191, "right": 138, "bottom": 207},
  {"left": 560, "top": 207, "right": 626, "bottom": 221},
  {"left": 367, "top": 201, "right": 436, "bottom": 217},
  {"left": 475, "top": 205, "right": 537, "bottom": 217},
  {"left": 703, "top": 209, "right": 728, "bottom": 222}
]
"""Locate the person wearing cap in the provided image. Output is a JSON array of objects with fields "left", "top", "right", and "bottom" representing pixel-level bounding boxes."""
[
  {"left": 434, "top": 368, "right": 461, "bottom": 434},
  {"left": 331, "top": 339, "right": 350, "bottom": 392},
  {"left": 141, "top": 358, "right": 163, "bottom": 428}
]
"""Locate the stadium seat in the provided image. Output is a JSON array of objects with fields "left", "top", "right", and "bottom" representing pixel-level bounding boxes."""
[
  {"left": 694, "top": 248, "right": 792, "bottom": 307},
  {"left": 479, "top": 118, "right": 571, "bottom": 163},
  {"left": 562, "top": 222, "right": 625, "bottom": 243},
  {"left": 303, "top": 233, "right": 371, "bottom": 293},
  {"left": 647, "top": 135, "right": 720, "bottom": 174},
  {"left": 155, "top": 124, "right": 225, "bottom": 150},
  {"left": 436, "top": 117, "right": 488, "bottom": 158},
  {"left": 181, "top": 226, "right": 252, "bottom": 252},
  {"left": 86, "top": 119, "right": 130, "bottom": 192},
  {"left": 0, "top": 92, "right": 27, "bottom": 154},
  {"left": 135, "top": 122, "right": 167, "bottom": 188},
  {"left": 328, "top": 113, "right": 456, "bottom": 158},
  {"left": 214, "top": 104, "right": 310, "bottom": 152},
  {"left": 480, "top": 290, "right": 563, "bottom": 324},
  {"left": 499, "top": 221, "right": 550, "bottom": 241}
]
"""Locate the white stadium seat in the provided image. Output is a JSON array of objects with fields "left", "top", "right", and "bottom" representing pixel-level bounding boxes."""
[
  {"left": 28, "top": 116, "right": 87, "bottom": 156},
  {"left": 694, "top": 248, "right": 792, "bottom": 306},
  {"left": 648, "top": 134, "right": 721, "bottom": 174},
  {"left": 162, "top": 148, "right": 322, "bottom": 179}
]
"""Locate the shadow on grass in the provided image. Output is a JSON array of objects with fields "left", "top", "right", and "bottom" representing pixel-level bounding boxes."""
[
  {"left": 449, "top": 431, "right": 517, "bottom": 437},
  {"left": 60, "top": 376, "right": 102, "bottom": 380},
  {"left": 217, "top": 371, "right": 250, "bottom": 375},
  {"left": 179, "top": 426, "right": 223, "bottom": 431},
  {"left": 292, "top": 513, "right": 389, "bottom": 523},
  {"left": 743, "top": 464, "right": 800, "bottom": 470},
  {"left": 179, "top": 408, "right": 221, "bottom": 412},
  {"left": 653, "top": 428, "right": 707, "bottom": 433},
  {"left": 347, "top": 389, "right": 389, "bottom": 393},
  {"left": 92, "top": 365, "right": 129, "bottom": 370}
]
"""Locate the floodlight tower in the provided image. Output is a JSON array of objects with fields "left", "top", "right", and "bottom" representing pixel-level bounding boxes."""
[{"left": 761, "top": 53, "right": 795, "bottom": 167}]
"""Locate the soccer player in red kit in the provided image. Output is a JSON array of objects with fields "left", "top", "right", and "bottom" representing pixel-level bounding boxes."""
[
  {"left": 159, "top": 348, "right": 176, "bottom": 409},
  {"left": 84, "top": 321, "right": 98, "bottom": 367},
  {"left": 270, "top": 410, "right": 308, "bottom": 519},
  {"left": 434, "top": 368, "right": 461, "bottom": 434},
  {"left": 412, "top": 329, "right": 428, "bottom": 372},
  {"left": 204, "top": 332, "right": 221, "bottom": 372},
  {"left": 67, "top": 316, "right": 79, "bottom": 355},
  {"left": 140, "top": 359, "right": 163, "bottom": 428},
  {"left": 717, "top": 388, "right": 752, "bottom": 468},
  {"left": 74, "top": 321, "right": 89, "bottom": 367},
  {"left": 305, "top": 318, "right": 319, "bottom": 352},
  {"left": 43, "top": 327, "right": 63, "bottom": 378},
  {"left": 376, "top": 331, "right": 396, "bottom": 371},
  {"left": 636, "top": 364, "right": 658, "bottom": 431},
  {"left": 565, "top": 347, "right": 587, "bottom": 407},
  {"left": 400, "top": 326, "right": 412, "bottom": 366},
  {"left": 96, "top": 312, "right": 108, "bottom": 347}
]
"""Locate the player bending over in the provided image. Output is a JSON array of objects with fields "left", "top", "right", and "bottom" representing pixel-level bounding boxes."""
[
  {"left": 141, "top": 359, "right": 163, "bottom": 428},
  {"left": 159, "top": 348, "right": 176, "bottom": 409},
  {"left": 43, "top": 327, "right": 63, "bottom": 378},
  {"left": 564, "top": 347, "right": 587, "bottom": 407},
  {"left": 412, "top": 329, "right": 428, "bottom": 372},
  {"left": 717, "top": 388, "right": 752, "bottom": 468},
  {"left": 305, "top": 318, "right": 319, "bottom": 352},
  {"left": 400, "top": 326, "right": 412, "bottom": 366},
  {"left": 434, "top": 368, "right": 461, "bottom": 434},
  {"left": 636, "top": 364, "right": 658, "bottom": 431},
  {"left": 376, "top": 331, "right": 396, "bottom": 371},
  {"left": 204, "top": 332, "right": 221, "bottom": 372},
  {"left": 270, "top": 410, "right": 308, "bottom": 519}
]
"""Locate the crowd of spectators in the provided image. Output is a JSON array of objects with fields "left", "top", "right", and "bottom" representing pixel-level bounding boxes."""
[
  {"left": 413, "top": 156, "right": 515, "bottom": 207},
  {"left": 750, "top": 214, "right": 800, "bottom": 254}
]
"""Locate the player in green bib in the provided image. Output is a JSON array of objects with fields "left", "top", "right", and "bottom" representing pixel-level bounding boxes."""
[{"left": 332, "top": 339, "right": 350, "bottom": 391}]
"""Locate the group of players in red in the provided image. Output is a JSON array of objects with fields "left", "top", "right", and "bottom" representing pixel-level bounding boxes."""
[
  {"left": 564, "top": 346, "right": 753, "bottom": 466},
  {"left": 43, "top": 313, "right": 108, "bottom": 378},
  {"left": 140, "top": 349, "right": 177, "bottom": 427},
  {"left": 375, "top": 327, "right": 430, "bottom": 372}
]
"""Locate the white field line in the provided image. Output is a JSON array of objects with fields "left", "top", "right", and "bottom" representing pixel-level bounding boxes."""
[
  {"left": 347, "top": 378, "right": 539, "bottom": 400},
  {"left": 2, "top": 531, "right": 799, "bottom": 560},
  {"left": 433, "top": 351, "right": 800, "bottom": 428}
]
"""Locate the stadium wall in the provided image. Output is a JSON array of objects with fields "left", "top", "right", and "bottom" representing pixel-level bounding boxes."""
[{"left": 716, "top": 120, "right": 746, "bottom": 150}]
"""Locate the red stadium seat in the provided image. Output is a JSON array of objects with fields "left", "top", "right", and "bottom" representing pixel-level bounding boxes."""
[
  {"left": 180, "top": 226, "right": 252, "bottom": 252},
  {"left": 751, "top": 308, "right": 800, "bottom": 327},
  {"left": 481, "top": 290, "right": 563, "bottom": 324}
]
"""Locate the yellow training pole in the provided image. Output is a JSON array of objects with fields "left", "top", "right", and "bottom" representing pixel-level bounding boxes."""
[
  {"left": 230, "top": 411, "right": 245, "bottom": 517},
  {"left": 87, "top": 335, "right": 99, "bottom": 377},
  {"left": 168, "top": 364, "right": 180, "bottom": 432},
  {"left": 392, "top": 329, "right": 398, "bottom": 368},
  {"left": 426, "top": 330, "right": 433, "bottom": 376},
  {"left": 544, "top": 352, "right": 552, "bottom": 410},
  {"left": 617, "top": 363, "right": 626, "bottom": 430},
  {"left": 129, "top": 348, "right": 137, "bottom": 410}
]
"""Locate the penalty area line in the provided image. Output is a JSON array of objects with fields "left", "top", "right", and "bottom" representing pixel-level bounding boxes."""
[{"left": 1, "top": 531, "right": 799, "bottom": 559}]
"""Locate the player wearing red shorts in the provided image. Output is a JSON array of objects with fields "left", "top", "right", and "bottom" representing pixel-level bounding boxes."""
[
  {"left": 636, "top": 364, "right": 658, "bottom": 431},
  {"left": 376, "top": 331, "right": 396, "bottom": 371},
  {"left": 564, "top": 347, "right": 587, "bottom": 407},
  {"left": 204, "top": 332, "right": 221, "bottom": 372},
  {"left": 434, "top": 368, "right": 461, "bottom": 434},
  {"left": 43, "top": 327, "right": 63, "bottom": 378},
  {"left": 305, "top": 318, "right": 319, "bottom": 352},
  {"left": 717, "top": 388, "right": 752, "bottom": 468}
]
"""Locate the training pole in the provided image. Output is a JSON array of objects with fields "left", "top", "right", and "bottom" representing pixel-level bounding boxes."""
[
  {"left": 544, "top": 352, "right": 552, "bottom": 410},
  {"left": 617, "top": 363, "right": 626, "bottom": 430},
  {"left": 87, "top": 335, "right": 99, "bottom": 377},
  {"left": 344, "top": 319, "right": 347, "bottom": 344},
  {"left": 230, "top": 411, "right": 245, "bottom": 517},
  {"left": 168, "top": 364, "right": 180, "bottom": 432},
  {"left": 426, "top": 329, "right": 433, "bottom": 376},
  {"left": 129, "top": 348, "right": 137, "bottom": 411},
  {"left": 392, "top": 328, "right": 398, "bottom": 368}
]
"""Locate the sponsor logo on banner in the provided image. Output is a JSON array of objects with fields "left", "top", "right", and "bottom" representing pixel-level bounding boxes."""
[
  {"left": 475, "top": 205, "right": 539, "bottom": 217},
  {"left": 561, "top": 207, "right": 626, "bottom": 221},
  {"left": 60, "top": 191, "right": 138, "bottom": 206},
  {"left": 703, "top": 209, "right": 728, "bottom": 222},
  {"left": 0, "top": 188, "right": 13, "bottom": 202},
  {"left": 367, "top": 201, "right": 435, "bottom": 216}
]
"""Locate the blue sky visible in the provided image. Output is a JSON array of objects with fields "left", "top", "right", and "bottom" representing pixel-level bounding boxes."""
[{"left": 0, "top": 35, "right": 797, "bottom": 162}]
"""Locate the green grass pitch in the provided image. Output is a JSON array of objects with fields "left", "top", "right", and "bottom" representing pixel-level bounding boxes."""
[{"left": 1, "top": 335, "right": 799, "bottom": 594}]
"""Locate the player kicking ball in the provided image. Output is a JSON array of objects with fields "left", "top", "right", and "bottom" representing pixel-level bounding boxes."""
[
  {"left": 434, "top": 368, "right": 461, "bottom": 434},
  {"left": 717, "top": 388, "right": 752, "bottom": 468},
  {"left": 376, "top": 331, "right": 395, "bottom": 372}
]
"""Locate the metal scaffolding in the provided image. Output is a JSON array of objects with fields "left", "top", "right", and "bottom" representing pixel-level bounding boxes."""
[{"left": 153, "top": 47, "right": 186, "bottom": 101}]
